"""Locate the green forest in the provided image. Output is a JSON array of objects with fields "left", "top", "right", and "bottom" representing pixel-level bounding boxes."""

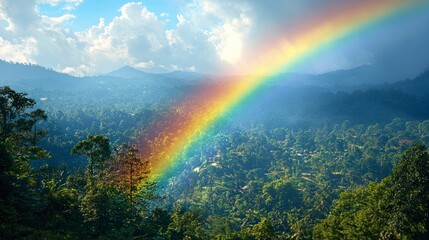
[
  {"left": 1, "top": 0, "right": 429, "bottom": 238},
  {"left": 1, "top": 67, "right": 429, "bottom": 240}
]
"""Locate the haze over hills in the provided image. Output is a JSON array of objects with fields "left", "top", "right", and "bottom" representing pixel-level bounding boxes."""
[
  {"left": 388, "top": 70, "right": 429, "bottom": 95},
  {"left": 0, "top": 61, "right": 181, "bottom": 91},
  {"left": 107, "top": 65, "right": 211, "bottom": 82},
  {"left": 4, "top": 59, "right": 429, "bottom": 128},
  {"left": 2, "top": 60, "right": 429, "bottom": 91},
  {"left": 309, "top": 64, "right": 396, "bottom": 86}
]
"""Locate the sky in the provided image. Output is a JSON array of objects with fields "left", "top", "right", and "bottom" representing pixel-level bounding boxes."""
[{"left": 0, "top": 0, "right": 428, "bottom": 78}]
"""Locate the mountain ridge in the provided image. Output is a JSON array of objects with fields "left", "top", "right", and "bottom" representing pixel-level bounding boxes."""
[{"left": 2, "top": 60, "right": 429, "bottom": 93}]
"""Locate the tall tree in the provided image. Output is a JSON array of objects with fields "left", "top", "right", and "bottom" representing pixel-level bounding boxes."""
[
  {"left": 72, "top": 135, "right": 111, "bottom": 183},
  {"left": 112, "top": 144, "right": 150, "bottom": 207},
  {"left": 0, "top": 86, "right": 49, "bottom": 159},
  {"left": 386, "top": 143, "right": 429, "bottom": 239},
  {"left": 0, "top": 87, "right": 49, "bottom": 238},
  {"left": 0, "top": 86, "right": 46, "bottom": 141}
]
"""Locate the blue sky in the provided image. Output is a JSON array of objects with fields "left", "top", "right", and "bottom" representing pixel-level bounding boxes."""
[
  {"left": 0, "top": 0, "right": 429, "bottom": 78},
  {"left": 38, "top": 0, "right": 180, "bottom": 31}
]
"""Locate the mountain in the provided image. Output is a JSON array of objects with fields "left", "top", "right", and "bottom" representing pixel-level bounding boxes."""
[
  {"left": 387, "top": 70, "right": 429, "bottom": 95},
  {"left": 304, "top": 64, "right": 406, "bottom": 87},
  {"left": 314, "top": 65, "right": 380, "bottom": 86},
  {"left": 0, "top": 60, "right": 82, "bottom": 90},
  {"left": 107, "top": 66, "right": 210, "bottom": 82},
  {"left": 270, "top": 65, "right": 395, "bottom": 89},
  {"left": 0, "top": 60, "right": 73, "bottom": 82},
  {"left": 2, "top": 60, "right": 429, "bottom": 94},
  {"left": 106, "top": 66, "right": 154, "bottom": 79},
  {"left": 0, "top": 62, "right": 177, "bottom": 91}
]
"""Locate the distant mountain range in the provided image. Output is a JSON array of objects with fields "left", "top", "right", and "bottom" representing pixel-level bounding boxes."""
[
  {"left": 1, "top": 60, "right": 429, "bottom": 95},
  {"left": 271, "top": 65, "right": 408, "bottom": 87},
  {"left": 2, "top": 60, "right": 429, "bottom": 128},
  {"left": 107, "top": 65, "right": 210, "bottom": 81},
  {"left": 0, "top": 61, "right": 212, "bottom": 91}
]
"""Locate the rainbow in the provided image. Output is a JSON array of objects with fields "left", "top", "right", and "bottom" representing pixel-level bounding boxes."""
[{"left": 125, "top": 0, "right": 426, "bottom": 186}]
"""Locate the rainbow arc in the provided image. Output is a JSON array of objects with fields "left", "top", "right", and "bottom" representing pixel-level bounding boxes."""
[{"left": 122, "top": 0, "right": 426, "bottom": 185}]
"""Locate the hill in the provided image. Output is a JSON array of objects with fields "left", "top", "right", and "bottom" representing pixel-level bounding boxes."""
[
  {"left": 106, "top": 66, "right": 154, "bottom": 79},
  {"left": 386, "top": 69, "right": 429, "bottom": 95}
]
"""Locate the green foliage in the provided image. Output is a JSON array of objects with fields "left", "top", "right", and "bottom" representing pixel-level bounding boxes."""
[
  {"left": 0, "top": 87, "right": 50, "bottom": 238},
  {"left": 0, "top": 141, "right": 17, "bottom": 238},
  {"left": 3, "top": 84, "right": 429, "bottom": 239},
  {"left": 313, "top": 182, "right": 390, "bottom": 239},
  {"left": 72, "top": 134, "right": 111, "bottom": 181},
  {"left": 262, "top": 178, "right": 302, "bottom": 211},
  {"left": 0, "top": 86, "right": 36, "bottom": 138},
  {"left": 79, "top": 183, "right": 131, "bottom": 238},
  {"left": 314, "top": 143, "right": 429, "bottom": 239},
  {"left": 156, "top": 117, "right": 429, "bottom": 238},
  {"left": 0, "top": 86, "right": 48, "bottom": 147},
  {"left": 241, "top": 217, "right": 275, "bottom": 240},
  {"left": 110, "top": 144, "right": 150, "bottom": 206},
  {"left": 386, "top": 143, "right": 429, "bottom": 239},
  {"left": 166, "top": 207, "right": 206, "bottom": 240}
]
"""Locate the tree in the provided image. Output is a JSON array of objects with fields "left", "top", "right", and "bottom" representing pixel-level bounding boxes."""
[
  {"left": 242, "top": 217, "right": 276, "bottom": 240},
  {"left": 72, "top": 136, "right": 139, "bottom": 238},
  {"left": 314, "top": 143, "right": 429, "bottom": 239},
  {"left": 33, "top": 165, "right": 82, "bottom": 238},
  {"left": 0, "top": 86, "right": 49, "bottom": 161},
  {"left": 166, "top": 207, "right": 205, "bottom": 240},
  {"left": 79, "top": 183, "right": 131, "bottom": 238},
  {"left": 111, "top": 144, "right": 150, "bottom": 207},
  {"left": 0, "top": 87, "right": 49, "bottom": 238},
  {"left": 0, "top": 86, "right": 47, "bottom": 142},
  {"left": 313, "top": 182, "right": 390, "bottom": 239},
  {"left": 386, "top": 143, "right": 429, "bottom": 239},
  {"left": 262, "top": 178, "right": 302, "bottom": 211},
  {"left": 72, "top": 135, "right": 111, "bottom": 183},
  {"left": 0, "top": 141, "right": 16, "bottom": 237},
  {"left": 0, "top": 86, "right": 35, "bottom": 139}
]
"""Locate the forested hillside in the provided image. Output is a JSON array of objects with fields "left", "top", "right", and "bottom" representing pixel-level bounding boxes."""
[{"left": 2, "top": 63, "right": 429, "bottom": 238}]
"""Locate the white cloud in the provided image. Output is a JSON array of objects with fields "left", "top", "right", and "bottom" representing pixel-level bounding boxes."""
[
  {"left": 69, "top": 2, "right": 224, "bottom": 74},
  {"left": 0, "top": 36, "right": 37, "bottom": 63},
  {"left": 0, "top": 0, "right": 252, "bottom": 75},
  {"left": 208, "top": 14, "right": 251, "bottom": 64},
  {"left": 0, "top": 0, "right": 39, "bottom": 32},
  {"left": 37, "top": 0, "right": 61, "bottom": 6},
  {"left": 0, "top": 1, "right": 87, "bottom": 73},
  {"left": 41, "top": 13, "right": 75, "bottom": 27},
  {"left": 132, "top": 60, "right": 156, "bottom": 69},
  {"left": 36, "top": 0, "right": 83, "bottom": 10},
  {"left": 78, "top": 2, "right": 169, "bottom": 73},
  {"left": 63, "top": 0, "right": 83, "bottom": 10},
  {"left": 182, "top": 0, "right": 253, "bottom": 71}
]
